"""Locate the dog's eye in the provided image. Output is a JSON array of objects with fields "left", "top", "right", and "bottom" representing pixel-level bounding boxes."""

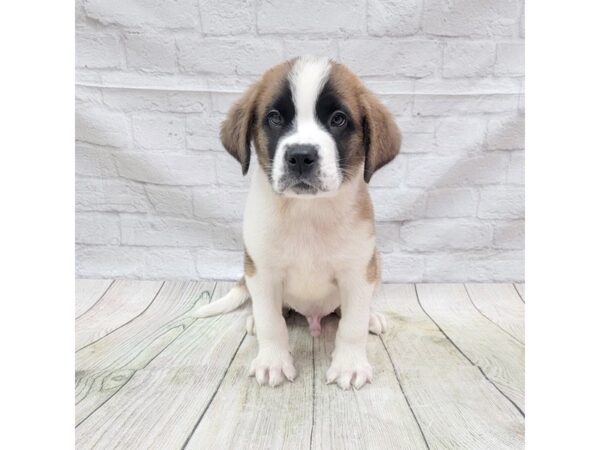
[
  {"left": 330, "top": 111, "right": 347, "bottom": 128},
  {"left": 267, "top": 110, "right": 284, "bottom": 127}
]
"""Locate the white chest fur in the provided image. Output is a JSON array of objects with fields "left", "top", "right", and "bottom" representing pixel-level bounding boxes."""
[{"left": 243, "top": 169, "right": 375, "bottom": 317}]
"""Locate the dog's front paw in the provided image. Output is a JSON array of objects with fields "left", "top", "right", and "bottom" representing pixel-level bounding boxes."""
[
  {"left": 249, "top": 351, "right": 296, "bottom": 387},
  {"left": 326, "top": 347, "right": 373, "bottom": 390}
]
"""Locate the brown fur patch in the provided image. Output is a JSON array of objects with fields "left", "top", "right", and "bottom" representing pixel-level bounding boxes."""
[
  {"left": 366, "top": 250, "right": 380, "bottom": 284},
  {"left": 220, "top": 61, "right": 294, "bottom": 176},
  {"left": 244, "top": 248, "right": 256, "bottom": 277},
  {"left": 355, "top": 181, "right": 374, "bottom": 222},
  {"left": 360, "top": 89, "right": 401, "bottom": 183},
  {"left": 329, "top": 62, "right": 401, "bottom": 183}
]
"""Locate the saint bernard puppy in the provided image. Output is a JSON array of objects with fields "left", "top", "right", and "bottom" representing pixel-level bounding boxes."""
[{"left": 191, "top": 56, "right": 400, "bottom": 390}]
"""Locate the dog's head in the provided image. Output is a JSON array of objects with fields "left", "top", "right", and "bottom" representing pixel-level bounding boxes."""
[{"left": 221, "top": 56, "right": 400, "bottom": 197}]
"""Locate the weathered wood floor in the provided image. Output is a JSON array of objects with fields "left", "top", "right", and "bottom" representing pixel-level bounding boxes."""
[{"left": 75, "top": 280, "right": 525, "bottom": 449}]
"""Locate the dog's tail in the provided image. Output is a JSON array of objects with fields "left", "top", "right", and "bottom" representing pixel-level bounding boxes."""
[{"left": 189, "top": 280, "right": 250, "bottom": 317}]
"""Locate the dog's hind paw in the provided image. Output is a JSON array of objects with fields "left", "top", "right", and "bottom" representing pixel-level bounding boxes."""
[
  {"left": 368, "top": 311, "right": 387, "bottom": 335},
  {"left": 245, "top": 315, "right": 256, "bottom": 335}
]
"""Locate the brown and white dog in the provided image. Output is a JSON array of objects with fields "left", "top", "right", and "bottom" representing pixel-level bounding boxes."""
[{"left": 191, "top": 56, "right": 400, "bottom": 390}]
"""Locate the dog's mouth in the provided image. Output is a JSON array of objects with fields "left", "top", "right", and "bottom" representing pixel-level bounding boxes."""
[
  {"left": 290, "top": 181, "right": 318, "bottom": 195},
  {"left": 276, "top": 176, "right": 321, "bottom": 197}
]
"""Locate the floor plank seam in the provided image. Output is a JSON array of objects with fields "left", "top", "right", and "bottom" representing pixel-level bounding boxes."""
[
  {"left": 75, "top": 281, "right": 167, "bottom": 353},
  {"left": 379, "top": 334, "right": 431, "bottom": 450},
  {"left": 414, "top": 285, "right": 525, "bottom": 418},
  {"left": 181, "top": 331, "right": 248, "bottom": 450},
  {"left": 513, "top": 284, "right": 525, "bottom": 303},
  {"left": 75, "top": 279, "right": 116, "bottom": 320},
  {"left": 76, "top": 282, "right": 218, "bottom": 428},
  {"left": 463, "top": 284, "right": 524, "bottom": 346}
]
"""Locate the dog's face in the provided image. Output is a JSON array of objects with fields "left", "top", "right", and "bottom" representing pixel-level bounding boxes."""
[{"left": 221, "top": 56, "right": 400, "bottom": 197}]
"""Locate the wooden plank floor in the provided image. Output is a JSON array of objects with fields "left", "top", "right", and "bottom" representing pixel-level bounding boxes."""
[{"left": 75, "top": 280, "right": 525, "bottom": 450}]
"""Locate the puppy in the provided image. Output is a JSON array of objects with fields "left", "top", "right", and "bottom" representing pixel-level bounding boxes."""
[{"left": 191, "top": 56, "right": 400, "bottom": 390}]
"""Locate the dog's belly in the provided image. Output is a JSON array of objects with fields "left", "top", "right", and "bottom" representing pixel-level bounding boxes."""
[{"left": 282, "top": 267, "right": 340, "bottom": 336}]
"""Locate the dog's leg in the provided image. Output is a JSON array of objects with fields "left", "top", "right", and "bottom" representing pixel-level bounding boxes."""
[
  {"left": 245, "top": 306, "right": 291, "bottom": 336},
  {"left": 246, "top": 272, "right": 296, "bottom": 387},
  {"left": 335, "top": 307, "right": 387, "bottom": 335},
  {"left": 327, "top": 271, "right": 374, "bottom": 390}
]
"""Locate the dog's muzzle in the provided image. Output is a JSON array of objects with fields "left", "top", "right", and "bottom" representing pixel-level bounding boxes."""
[{"left": 285, "top": 144, "right": 318, "bottom": 177}]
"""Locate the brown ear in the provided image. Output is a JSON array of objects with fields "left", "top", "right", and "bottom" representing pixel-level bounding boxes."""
[
  {"left": 360, "top": 91, "right": 401, "bottom": 183},
  {"left": 220, "top": 82, "right": 260, "bottom": 175}
]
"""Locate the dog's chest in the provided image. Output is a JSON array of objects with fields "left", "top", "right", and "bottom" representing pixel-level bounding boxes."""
[{"left": 273, "top": 216, "right": 353, "bottom": 313}]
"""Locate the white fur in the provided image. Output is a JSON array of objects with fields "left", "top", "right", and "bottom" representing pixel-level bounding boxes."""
[
  {"left": 242, "top": 167, "right": 377, "bottom": 389},
  {"left": 271, "top": 56, "right": 342, "bottom": 196}
]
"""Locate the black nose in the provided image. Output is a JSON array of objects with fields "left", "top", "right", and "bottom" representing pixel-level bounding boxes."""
[{"left": 285, "top": 144, "right": 318, "bottom": 176}]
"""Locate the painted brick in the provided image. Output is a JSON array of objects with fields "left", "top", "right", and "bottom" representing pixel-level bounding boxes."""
[
  {"left": 487, "top": 114, "right": 524, "bottom": 150},
  {"left": 443, "top": 41, "right": 496, "bottom": 78},
  {"left": 213, "top": 153, "right": 250, "bottom": 189},
  {"left": 400, "top": 219, "right": 493, "bottom": 251},
  {"left": 405, "top": 153, "right": 509, "bottom": 187},
  {"left": 340, "top": 40, "right": 441, "bottom": 77},
  {"left": 424, "top": 250, "right": 524, "bottom": 282},
  {"left": 145, "top": 185, "right": 194, "bottom": 217},
  {"left": 121, "top": 215, "right": 212, "bottom": 247},
  {"left": 76, "top": 145, "right": 118, "bottom": 178},
  {"left": 178, "top": 37, "right": 284, "bottom": 75},
  {"left": 186, "top": 114, "right": 223, "bottom": 151},
  {"left": 371, "top": 188, "right": 427, "bottom": 221},
  {"left": 369, "top": 156, "right": 407, "bottom": 188},
  {"left": 76, "top": 178, "right": 151, "bottom": 213},
  {"left": 495, "top": 42, "right": 525, "bottom": 76},
  {"left": 76, "top": 107, "right": 131, "bottom": 148},
  {"left": 193, "top": 189, "right": 247, "bottom": 220},
  {"left": 76, "top": 33, "right": 122, "bottom": 69},
  {"left": 375, "top": 222, "right": 400, "bottom": 254},
  {"left": 76, "top": 245, "right": 197, "bottom": 279},
  {"left": 124, "top": 33, "right": 177, "bottom": 72},
  {"left": 434, "top": 116, "right": 487, "bottom": 153},
  {"left": 103, "top": 89, "right": 210, "bottom": 113},
  {"left": 210, "top": 222, "right": 244, "bottom": 251},
  {"left": 284, "top": 40, "right": 339, "bottom": 59},
  {"left": 381, "top": 253, "right": 426, "bottom": 282},
  {"left": 76, "top": 213, "right": 120, "bottom": 245},
  {"left": 422, "top": 0, "right": 521, "bottom": 37},
  {"left": 196, "top": 250, "right": 244, "bottom": 279},
  {"left": 426, "top": 188, "right": 478, "bottom": 218},
  {"left": 115, "top": 152, "right": 216, "bottom": 185},
  {"left": 85, "top": 0, "right": 199, "bottom": 29},
  {"left": 132, "top": 113, "right": 185, "bottom": 150},
  {"left": 367, "top": 0, "right": 421, "bottom": 36},
  {"left": 493, "top": 220, "right": 524, "bottom": 250},
  {"left": 478, "top": 187, "right": 524, "bottom": 219},
  {"left": 506, "top": 151, "right": 525, "bottom": 185},
  {"left": 379, "top": 94, "right": 413, "bottom": 115},
  {"left": 401, "top": 131, "right": 435, "bottom": 154},
  {"left": 413, "top": 93, "right": 519, "bottom": 116},
  {"left": 257, "top": 0, "right": 366, "bottom": 35},
  {"left": 199, "top": 0, "right": 255, "bottom": 35}
]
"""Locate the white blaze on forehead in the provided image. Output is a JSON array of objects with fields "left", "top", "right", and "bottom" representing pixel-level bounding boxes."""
[
  {"left": 271, "top": 56, "right": 342, "bottom": 196},
  {"left": 289, "top": 56, "right": 332, "bottom": 122}
]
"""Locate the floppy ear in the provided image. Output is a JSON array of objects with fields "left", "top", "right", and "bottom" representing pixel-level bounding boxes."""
[
  {"left": 360, "top": 91, "right": 401, "bottom": 183},
  {"left": 220, "top": 82, "right": 260, "bottom": 175}
]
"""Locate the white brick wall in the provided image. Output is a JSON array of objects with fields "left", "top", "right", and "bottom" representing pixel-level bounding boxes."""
[{"left": 75, "top": 0, "right": 524, "bottom": 282}]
